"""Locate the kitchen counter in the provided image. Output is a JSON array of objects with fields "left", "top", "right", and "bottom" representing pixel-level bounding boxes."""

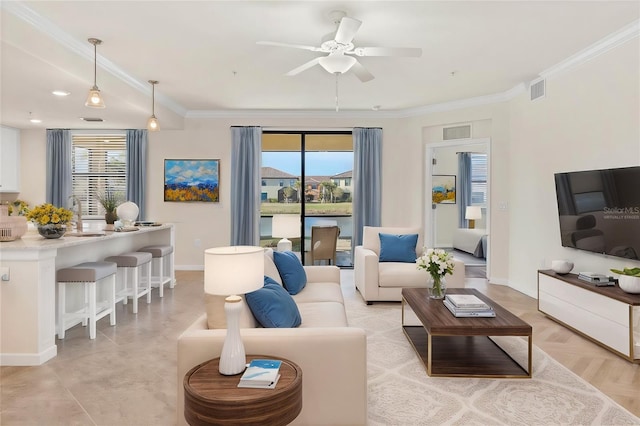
[{"left": 0, "top": 224, "right": 175, "bottom": 366}]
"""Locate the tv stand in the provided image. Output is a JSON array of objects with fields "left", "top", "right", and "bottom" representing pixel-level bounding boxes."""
[{"left": 538, "top": 270, "right": 640, "bottom": 363}]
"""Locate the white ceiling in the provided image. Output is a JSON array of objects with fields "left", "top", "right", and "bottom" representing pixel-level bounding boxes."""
[{"left": 1, "top": 1, "right": 639, "bottom": 131}]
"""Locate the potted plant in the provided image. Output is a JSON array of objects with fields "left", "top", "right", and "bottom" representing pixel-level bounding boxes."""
[
  {"left": 26, "top": 203, "right": 74, "bottom": 239},
  {"left": 94, "top": 190, "right": 122, "bottom": 227},
  {"left": 610, "top": 267, "right": 640, "bottom": 294}
]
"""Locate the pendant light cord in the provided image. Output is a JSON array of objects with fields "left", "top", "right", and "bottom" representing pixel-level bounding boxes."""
[{"left": 93, "top": 43, "right": 97, "bottom": 86}]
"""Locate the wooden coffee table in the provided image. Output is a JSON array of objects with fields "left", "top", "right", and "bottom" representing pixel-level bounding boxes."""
[
  {"left": 183, "top": 355, "right": 302, "bottom": 425},
  {"left": 401, "top": 288, "right": 532, "bottom": 378}
]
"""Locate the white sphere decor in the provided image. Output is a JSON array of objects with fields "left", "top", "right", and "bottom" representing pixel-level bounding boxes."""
[
  {"left": 116, "top": 201, "right": 139, "bottom": 225},
  {"left": 618, "top": 275, "right": 640, "bottom": 294}
]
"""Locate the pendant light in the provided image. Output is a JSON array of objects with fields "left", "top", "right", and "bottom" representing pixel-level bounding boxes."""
[
  {"left": 85, "top": 38, "right": 105, "bottom": 108},
  {"left": 147, "top": 80, "right": 159, "bottom": 131}
]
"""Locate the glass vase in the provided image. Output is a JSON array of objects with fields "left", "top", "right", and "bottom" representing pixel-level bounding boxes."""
[
  {"left": 428, "top": 275, "right": 447, "bottom": 299},
  {"left": 37, "top": 224, "right": 67, "bottom": 239}
]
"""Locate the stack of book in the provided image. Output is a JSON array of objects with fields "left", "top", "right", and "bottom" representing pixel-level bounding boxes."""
[
  {"left": 443, "top": 294, "right": 496, "bottom": 317},
  {"left": 237, "top": 359, "right": 282, "bottom": 389}
]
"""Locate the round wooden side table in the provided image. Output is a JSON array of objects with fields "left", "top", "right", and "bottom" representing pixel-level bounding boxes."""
[{"left": 183, "top": 355, "right": 303, "bottom": 426}]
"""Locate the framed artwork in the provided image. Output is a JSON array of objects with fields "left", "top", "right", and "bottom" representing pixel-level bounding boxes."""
[
  {"left": 432, "top": 175, "right": 456, "bottom": 204},
  {"left": 164, "top": 159, "right": 219, "bottom": 202}
]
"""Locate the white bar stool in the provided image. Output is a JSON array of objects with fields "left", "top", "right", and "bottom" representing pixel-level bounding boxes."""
[
  {"left": 105, "top": 252, "right": 152, "bottom": 314},
  {"left": 57, "top": 261, "right": 117, "bottom": 340},
  {"left": 138, "top": 245, "right": 175, "bottom": 297}
]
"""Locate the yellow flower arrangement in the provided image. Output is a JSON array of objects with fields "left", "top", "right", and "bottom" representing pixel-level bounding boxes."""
[{"left": 26, "top": 203, "right": 74, "bottom": 226}]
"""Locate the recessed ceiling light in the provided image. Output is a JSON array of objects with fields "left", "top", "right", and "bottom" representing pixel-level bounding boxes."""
[
  {"left": 52, "top": 90, "right": 71, "bottom": 97},
  {"left": 372, "top": 105, "right": 381, "bottom": 111},
  {"left": 30, "top": 118, "right": 42, "bottom": 123}
]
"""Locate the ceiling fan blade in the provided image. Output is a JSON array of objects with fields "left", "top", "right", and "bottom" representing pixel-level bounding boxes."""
[
  {"left": 350, "top": 61, "right": 375, "bottom": 82},
  {"left": 257, "top": 41, "right": 320, "bottom": 52},
  {"left": 352, "top": 47, "right": 422, "bottom": 57},
  {"left": 334, "top": 17, "right": 362, "bottom": 45},
  {"left": 285, "top": 57, "right": 321, "bottom": 76}
]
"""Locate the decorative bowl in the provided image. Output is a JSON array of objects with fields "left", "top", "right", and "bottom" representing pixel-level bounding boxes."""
[
  {"left": 551, "top": 260, "right": 574, "bottom": 274},
  {"left": 618, "top": 275, "right": 640, "bottom": 294}
]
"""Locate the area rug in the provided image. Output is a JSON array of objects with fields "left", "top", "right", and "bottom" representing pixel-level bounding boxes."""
[{"left": 344, "top": 295, "right": 640, "bottom": 426}]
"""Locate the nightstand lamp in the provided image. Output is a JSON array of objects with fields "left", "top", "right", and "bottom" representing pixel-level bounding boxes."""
[
  {"left": 465, "top": 206, "right": 482, "bottom": 229},
  {"left": 204, "top": 246, "right": 264, "bottom": 375},
  {"left": 272, "top": 214, "right": 300, "bottom": 252}
]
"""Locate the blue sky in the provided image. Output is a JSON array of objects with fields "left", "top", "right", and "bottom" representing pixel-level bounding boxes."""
[{"left": 262, "top": 152, "right": 353, "bottom": 176}]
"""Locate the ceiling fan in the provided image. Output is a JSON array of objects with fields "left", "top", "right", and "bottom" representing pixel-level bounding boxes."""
[{"left": 257, "top": 10, "right": 422, "bottom": 82}]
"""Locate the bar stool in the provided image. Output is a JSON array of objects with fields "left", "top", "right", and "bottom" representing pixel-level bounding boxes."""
[
  {"left": 57, "top": 261, "right": 117, "bottom": 340},
  {"left": 105, "top": 252, "right": 152, "bottom": 314},
  {"left": 138, "top": 245, "right": 175, "bottom": 297}
]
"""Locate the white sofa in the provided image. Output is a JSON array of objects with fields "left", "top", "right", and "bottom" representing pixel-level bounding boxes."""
[
  {"left": 354, "top": 226, "right": 465, "bottom": 303},
  {"left": 177, "top": 249, "right": 367, "bottom": 425}
]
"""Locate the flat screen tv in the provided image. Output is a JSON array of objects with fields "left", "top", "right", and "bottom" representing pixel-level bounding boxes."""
[{"left": 554, "top": 165, "right": 640, "bottom": 260}]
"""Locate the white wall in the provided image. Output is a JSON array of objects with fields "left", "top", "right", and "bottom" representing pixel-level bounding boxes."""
[
  {"left": 508, "top": 38, "right": 640, "bottom": 297},
  {"left": 16, "top": 37, "right": 639, "bottom": 297}
]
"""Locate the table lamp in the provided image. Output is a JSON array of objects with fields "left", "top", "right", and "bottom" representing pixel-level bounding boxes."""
[
  {"left": 204, "top": 246, "right": 264, "bottom": 375},
  {"left": 272, "top": 214, "right": 301, "bottom": 252},
  {"left": 116, "top": 201, "right": 139, "bottom": 226},
  {"left": 465, "top": 206, "right": 482, "bottom": 229}
]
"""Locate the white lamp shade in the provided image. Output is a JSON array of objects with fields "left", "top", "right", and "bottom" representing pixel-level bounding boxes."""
[
  {"left": 204, "top": 246, "right": 264, "bottom": 296},
  {"left": 116, "top": 201, "right": 139, "bottom": 223},
  {"left": 272, "top": 214, "right": 301, "bottom": 238},
  {"left": 465, "top": 206, "right": 482, "bottom": 220}
]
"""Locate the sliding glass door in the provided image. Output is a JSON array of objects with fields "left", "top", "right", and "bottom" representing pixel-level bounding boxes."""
[{"left": 260, "top": 131, "right": 354, "bottom": 267}]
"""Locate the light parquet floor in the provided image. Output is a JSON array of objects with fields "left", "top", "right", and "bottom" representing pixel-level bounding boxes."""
[{"left": 462, "top": 277, "right": 640, "bottom": 417}]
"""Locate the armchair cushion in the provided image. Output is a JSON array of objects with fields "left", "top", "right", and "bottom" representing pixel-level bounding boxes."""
[
  {"left": 273, "top": 250, "right": 307, "bottom": 295},
  {"left": 245, "top": 277, "right": 302, "bottom": 328},
  {"left": 379, "top": 233, "right": 419, "bottom": 263}
]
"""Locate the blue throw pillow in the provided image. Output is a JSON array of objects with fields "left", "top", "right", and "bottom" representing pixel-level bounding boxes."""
[
  {"left": 379, "top": 233, "right": 419, "bottom": 263},
  {"left": 245, "top": 277, "right": 302, "bottom": 328},
  {"left": 273, "top": 250, "right": 307, "bottom": 295}
]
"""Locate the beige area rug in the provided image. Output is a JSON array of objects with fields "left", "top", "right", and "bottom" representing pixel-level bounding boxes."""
[{"left": 344, "top": 295, "right": 640, "bottom": 426}]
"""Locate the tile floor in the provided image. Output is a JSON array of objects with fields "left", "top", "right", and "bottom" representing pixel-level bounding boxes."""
[{"left": 1, "top": 271, "right": 205, "bottom": 426}]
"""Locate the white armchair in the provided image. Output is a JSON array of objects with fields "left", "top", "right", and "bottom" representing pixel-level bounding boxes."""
[{"left": 354, "top": 226, "right": 465, "bottom": 304}]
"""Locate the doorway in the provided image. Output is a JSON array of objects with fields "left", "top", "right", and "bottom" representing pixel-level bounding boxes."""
[{"left": 425, "top": 138, "right": 490, "bottom": 279}]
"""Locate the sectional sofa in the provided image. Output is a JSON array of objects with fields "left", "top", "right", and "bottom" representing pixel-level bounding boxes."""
[{"left": 176, "top": 249, "right": 367, "bottom": 425}]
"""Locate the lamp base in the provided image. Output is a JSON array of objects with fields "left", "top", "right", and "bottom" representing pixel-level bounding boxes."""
[
  {"left": 219, "top": 295, "right": 247, "bottom": 375},
  {"left": 277, "top": 238, "right": 292, "bottom": 252},
  {"left": 468, "top": 219, "right": 475, "bottom": 229}
]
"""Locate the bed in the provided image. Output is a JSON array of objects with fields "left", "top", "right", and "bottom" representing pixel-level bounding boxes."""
[{"left": 453, "top": 228, "right": 487, "bottom": 258}]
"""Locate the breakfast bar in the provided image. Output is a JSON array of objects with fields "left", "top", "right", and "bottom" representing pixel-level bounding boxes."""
[{"left": 0, "top": 224, "right": 174, "bottom": 366}]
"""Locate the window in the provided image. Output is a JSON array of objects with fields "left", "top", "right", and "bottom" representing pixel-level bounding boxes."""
[
  {"left": 71, "top": 132, "right": 126, "bottom": 217},
  {"left": 470, "top": 153, "right": 487, "bottom": 206},
  {"left": 262, "top": 180, "right": 266, "bottom": 186}
]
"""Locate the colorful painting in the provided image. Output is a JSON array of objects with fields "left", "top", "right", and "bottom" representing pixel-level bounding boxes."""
[
  {"left": 432, "top": 175, "right": 456, "bottom": 204},
  {"left": 164, "top": 159, "right": 219, "bottom": 202}
]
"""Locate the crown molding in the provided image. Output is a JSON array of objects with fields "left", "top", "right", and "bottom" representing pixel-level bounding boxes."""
[
  {"left": 539, "top": 19, "right": 639, "bottom": 80},
  {"left": 3, "top": 1, "right": 187, "bottom": 117},
  {"left": 5, "top": 2, "right": 637, "bottom": 121}
]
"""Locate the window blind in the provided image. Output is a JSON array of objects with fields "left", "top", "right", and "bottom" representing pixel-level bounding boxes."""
[
  {"left": 71, "top": 133, "right": 127, "bottom": 217},
  {"left": 470, "top": 153, "right": 487, "bottom": 205}
]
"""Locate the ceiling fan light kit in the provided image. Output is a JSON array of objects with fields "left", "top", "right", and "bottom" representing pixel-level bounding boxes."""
[
  {"left": 85, "top": 38, "right": 105, "bottom": 108},
  {"left": 257, "top": 11, "right": 422, "bottom": 84}
]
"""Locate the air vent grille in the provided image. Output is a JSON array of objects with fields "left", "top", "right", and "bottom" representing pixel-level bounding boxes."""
[
  {"left": 80, "top": 117, "right": 104, "bottom": 122},
  {"left": 530, "top": 79, "right": 545, "bottom": 101},
  {"left": 443, "top": 125, "right": 471, "bottom": 140}
]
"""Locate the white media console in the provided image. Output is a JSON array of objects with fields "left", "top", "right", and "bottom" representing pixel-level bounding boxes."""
[{"left": 538, "top": 270, "right": 640, "bottom": 363}]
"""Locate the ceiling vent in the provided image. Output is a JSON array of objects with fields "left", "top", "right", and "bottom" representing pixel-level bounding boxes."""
[
  {"left": 443, "top": 124, "right": 471, "bottom": 140},
  {"left": 530, "top": 79, "right": 546, "bottom": 101},
  {"left": 80, "top": 117, "right": 104, "bottom": 122}
]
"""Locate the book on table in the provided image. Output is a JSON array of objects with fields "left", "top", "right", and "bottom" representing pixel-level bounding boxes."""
[
  {"left": 443, "top": 297, "right": 495, "bottom": 318},
  {"left": 445, "top": 294, "right": 490, "bottom": 310},
  {"left": 237, "top": 359, "right": 282, "bottom": 389}
]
